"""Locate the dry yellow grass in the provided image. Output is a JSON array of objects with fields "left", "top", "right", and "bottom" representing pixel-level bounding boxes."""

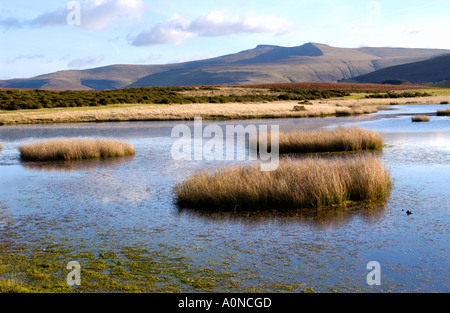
[
  {"left": 19, "top": 138, "right": 135, "bottom": 161},
  {"left": 271, "top": 126, "right": 384, "bottom": 154},
  {"left": 411, "top": 115, "right": 430, "bottom": 122},
  {"left": 437, "top": 108, "right": 450, "bottom": 116},
  {"left": 318, "top": 95, "right": 450, "bottom": 106},
  {"left": 0, "top": 101, "right": 378, "bottom": 126},
  {"left": 175, "top": 154, "right": 392, "bottom": 211}
]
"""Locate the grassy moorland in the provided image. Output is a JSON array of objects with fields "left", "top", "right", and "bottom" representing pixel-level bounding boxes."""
[
  {"left": 175, "top": 154, "right": 392, "bottom": 212},
  {"left": 265, "top": 126, "right": 384, "bottom": 154},
  {"left": 0, "top": 83, "right": 449, "bottom": 126},
  {"left": 19, "top": 139, "right": 135, "bottom": 161},
  {"left": 0, "top": 86, "right": 351, "bottom": 110}
]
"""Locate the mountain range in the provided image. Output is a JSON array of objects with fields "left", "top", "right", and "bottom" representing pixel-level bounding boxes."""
[{"left": 1, "top": 43, "right": 449, "bottom": 90}]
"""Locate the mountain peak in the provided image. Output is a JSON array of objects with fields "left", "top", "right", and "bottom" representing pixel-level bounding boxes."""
[{"left": 255, "top": 44, "right": 279, "bottom": 49}]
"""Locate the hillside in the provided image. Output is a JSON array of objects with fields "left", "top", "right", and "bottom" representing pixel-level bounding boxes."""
[
  {"left": 342, "top": 54, "right": 450, "bottom": 85},
  {"left": 129, "top": 43, "right": 450, "bottom": 87},
  {"left": 1, "top": 43, "right": 449, "bottom": 90},
  {"left": 0, "top": 64, "right": 174, "bottom": 90}
]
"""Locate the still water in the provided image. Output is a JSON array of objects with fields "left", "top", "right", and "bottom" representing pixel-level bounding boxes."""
[{"left": 0, "top": 105, "right": 449, "bottom": 292}]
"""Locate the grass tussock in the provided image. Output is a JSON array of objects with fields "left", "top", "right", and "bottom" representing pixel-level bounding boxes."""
[
  {"left": 175, "top": 154, "right": 392, "bottom": 211},
  {"left": 436, "top": 108, "right": 450, "bottom": 116},
  {"left": 0, "top": 276, "right": 30, "bottom": 293},
  {"left": 264, "top": 126, "right": 384, "bottom": 154},
  {"left": 411, "top": 115, "right": 430, "bottom": 122},
  {"left": 19, "top": 138, "right": 135, "bottom": 161}
]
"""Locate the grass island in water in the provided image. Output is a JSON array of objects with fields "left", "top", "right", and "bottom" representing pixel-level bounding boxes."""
[
  {"left": 19, "top": 139, "right": 135, "bottom": 162},
  {"left": 175, "top": 154, "right": 392, "bottom": 212},
  {"left": 261, "top": 126, "right": 384, "bottom": 154}
]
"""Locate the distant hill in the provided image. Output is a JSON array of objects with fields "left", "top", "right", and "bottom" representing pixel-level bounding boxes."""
[
  {"left": 1, "top": 43, "right": 449, "bottom": 90},
  {"left": 342, "top": 53, "right": 450, "bottom": 85},
  {"left": 0, "top": 64, "right": 174, "bottom": 90}
]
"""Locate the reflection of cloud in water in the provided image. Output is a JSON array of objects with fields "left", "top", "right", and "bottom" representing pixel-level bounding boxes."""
[
  {"left": 21, "top": 155, "right": 152, "bottom": 205},
  {"left": 83, "top": 170, "right": 152, "bottom": 205}
]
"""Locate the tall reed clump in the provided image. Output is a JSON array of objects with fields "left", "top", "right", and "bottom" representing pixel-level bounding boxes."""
[
  {"left": 175, "top": 154, "right": 392, "bottom": 211},
  {"left": 261, "top": 126, "right": 384, "bottom": 154},
  {"left": 436, "top": 108, "right": 450, "bottom": 116},
  {"left": 19, "top": 138, "right": 135, "bottom": 161},
  {"left": 411, "top": 115, "right": 430, "bottom": 122}
]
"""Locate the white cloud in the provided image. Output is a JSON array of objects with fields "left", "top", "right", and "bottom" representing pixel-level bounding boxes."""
[
  {"left": 132, "top": 14, "right": 194, "bottom": 46},
  {"left": 76, "top": 0, "right": 146, "bottom": 30},
  {"left": 131, "top": 11, "right": 295, "bottom": 46},
  {"left": 1, "top": 0, "right": 146, "bottom": 30}
]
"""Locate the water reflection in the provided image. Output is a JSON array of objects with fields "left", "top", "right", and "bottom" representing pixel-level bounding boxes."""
[
  {"left": 20, "top": 155, "right": 135, "bottom": 172},
  {"left": 178, "top": 201, "right": 387, "bottom": 229}
]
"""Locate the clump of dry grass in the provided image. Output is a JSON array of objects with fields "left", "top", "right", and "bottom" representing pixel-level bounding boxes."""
[
  {"left": 436, "top": 108, "right": 450, "bottom": 116},
  {"left": 19, "top": 138, "right": 135, "bottom": 161},
  {"left": 175, "top": 154, "right": 392, "bottom": 211},
  {"left": 411, "top": 115, "right": 430, "bottom": 122},
  {"left": 0, "top": 277, "right": 29, "bottom": 293},
  {"left": 262, "top": 126, "right": 384, "bottom": 154}
]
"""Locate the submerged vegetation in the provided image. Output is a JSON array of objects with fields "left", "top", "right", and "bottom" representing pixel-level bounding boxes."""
[
  {"left": 19, "top": 139, "right": 135, "bottom": 161},
  {"left": 175, "top": 155, "right": 392, "bottom": 212},
  {"left": 264, "top": 126, "right": 384, "bottom": 154}
]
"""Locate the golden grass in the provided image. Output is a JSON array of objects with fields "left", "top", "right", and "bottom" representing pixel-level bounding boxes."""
[
  {"left": 267, "top": 126, "right": 384, "bottom": 154},
  {"left": 0, "top": 101, "right": 378, "bottom": 126},
  {"left": 437, "top": 108, "right": 450, "bottom": 116},
  {"left": 318, "top": 94, "right": 450, "bottom": 106},
  {"left": 175, "top": 154, "right": 392, "bottom": 211},
  {"left": 411, "top": 115, "right": 430, "bottom": 122},
  {"left": 19, "top": 138, "right": 135, "bottom": 161}
]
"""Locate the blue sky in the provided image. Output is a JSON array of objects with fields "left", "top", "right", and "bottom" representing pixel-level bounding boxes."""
[{"left": 1, "top": 0, "right": 449, "bottom": 79}]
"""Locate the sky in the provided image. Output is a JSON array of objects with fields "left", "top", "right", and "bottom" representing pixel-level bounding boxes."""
[{"left": 1, "top": 0, "right": 449, "bottom": 79}]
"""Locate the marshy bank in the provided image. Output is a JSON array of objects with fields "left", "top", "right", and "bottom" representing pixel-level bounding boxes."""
[
  {"left": 1, "top": 84, "right": 449, "bottom": 126},
  {"left": 175, "top": 154, "right": 392, "bottom": 212},
  {"left": 0, "top": 101, "right": 379, "bottom": 126},
  {"left": 19, "top": 138, "right": 135, "bottom": 161}
]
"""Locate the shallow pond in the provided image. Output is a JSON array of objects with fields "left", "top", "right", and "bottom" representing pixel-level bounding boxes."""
[{"left": 0, "top": 104, "right": 449, "bottom": 292}]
